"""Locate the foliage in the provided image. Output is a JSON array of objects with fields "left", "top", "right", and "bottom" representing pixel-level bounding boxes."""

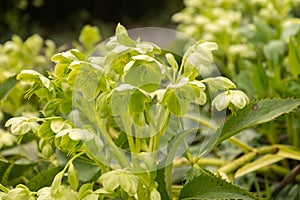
[
  {"left": 173, "top": 0, "right": 300, "bottom": 198},
  {"left": 173, "top": 0, "right": 300, "bottom": 97},
  {"left": 0, "top": 33, "right": 55, "bottom": 155},
  {"left": 1, "top": 23, "right": 299, "bottom": 199}
]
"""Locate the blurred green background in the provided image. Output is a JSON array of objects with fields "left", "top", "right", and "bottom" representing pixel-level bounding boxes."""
[{"left": 0, "top": 0, "right": 184, "bottom": 43}]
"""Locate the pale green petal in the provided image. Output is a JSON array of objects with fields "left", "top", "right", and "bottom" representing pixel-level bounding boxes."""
[
  {"left": 230, "top": 90, "right": 250, "bottom": 109},
  {"left": 212, "top": 92, "right": 232, "bottom": 111}
]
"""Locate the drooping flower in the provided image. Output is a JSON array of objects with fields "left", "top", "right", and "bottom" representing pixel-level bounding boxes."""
[{"left": 212, "top": 90, "right": 249, "bottom": 111}]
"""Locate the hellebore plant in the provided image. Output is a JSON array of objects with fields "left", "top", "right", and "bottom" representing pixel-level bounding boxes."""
[{"left": 1, "top": 24, "right": 300, "bottom": 200}]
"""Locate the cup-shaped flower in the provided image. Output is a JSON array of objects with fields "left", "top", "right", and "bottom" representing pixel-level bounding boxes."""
[{"left": 212, "top": 90, "right": 249, "bottom": 111}]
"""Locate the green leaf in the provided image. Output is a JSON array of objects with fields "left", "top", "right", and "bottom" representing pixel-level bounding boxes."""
[
  {"left": 155, "top": 167, "right": 170, "bottom": 200},
  {"left": 163, "top": 85, "right": 196, "bottom": 116},
  {"left": 0, "top": 160, "right": 37, "bottom": 185},
  {"left": 38, "top": 121, "right": 55, "bottom": 139},
  {"left": 129, "top": 89, "right": 150, "bottom": 114},
  {"left": 166, "top": 90, "right": 188, "bottom": 116},
  {"left": 73, "top": 62, "right": 103, "bottom": 100},
  {"left": 68, "top": 162, "right": 79, "bottom": 191},
  {"left": 124, "top": 62, "right": 162, "bottom": 92},
  {"left": 179, "top": 173, "right": 256, "bottom": 200},
  {"left": 0, "top": 75, "right": 19, "bottom": 101},
  {"left": 115, "top": 23, "right": 136, "bottom": 47},
  {"left": 215, "top": 99, "right": 300, "bottom": 146},
  {"left": 185, "top": 167, "right": 202, "bottom": 183},
  {"left": 71, "top": 49, "right": 86, "bottom": 61},
  {"left": 73, "top": 160, "right": 100, "bottom": 182},
  {"left": 27, "top": 166, "right": 63, "bottom": 191}
]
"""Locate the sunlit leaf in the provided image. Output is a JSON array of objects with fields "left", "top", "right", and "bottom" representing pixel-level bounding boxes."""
[{"left": 215, "top": 99, "right": 300, "bottom": 146}]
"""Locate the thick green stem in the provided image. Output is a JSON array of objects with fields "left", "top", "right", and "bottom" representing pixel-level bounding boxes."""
[
  {"left": 217, "top": 145, "right": 279, "bottom": 174},
  {"left": 173, "top": 157, "right": 226, "bottom": 168},
  {"left": 62, "top": 151, "right": 86, "bottom": 173},
  {"left": 151, "top": 109, "right": 170, "bottom": 153},
  {"left": 172, "top": 185, "right": 183, "bottom": 198},
  {"left": 228, "top": 137, "right": 253, "bottom": 153}
]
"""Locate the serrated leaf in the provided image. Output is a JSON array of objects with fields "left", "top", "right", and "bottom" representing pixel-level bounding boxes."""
[
  {"left": 0, "top": 75, "right": 19, "bottom": 101},
  {"left": 179, "top": 173, "right": 256, "bottom": 200},
  {"left": 215, "top": 99, "right": 300, "bottom": 146},
  {"left": 68, "top": 162, "right": 79, "bottom": 190}
]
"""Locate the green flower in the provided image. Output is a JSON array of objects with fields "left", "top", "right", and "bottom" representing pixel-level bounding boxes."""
[
  {"left": 212, "top": 90, "right": 249, "bottom": 111},
  {"left": 98, "top": 169, "right": 139, "bottom": 196}
]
